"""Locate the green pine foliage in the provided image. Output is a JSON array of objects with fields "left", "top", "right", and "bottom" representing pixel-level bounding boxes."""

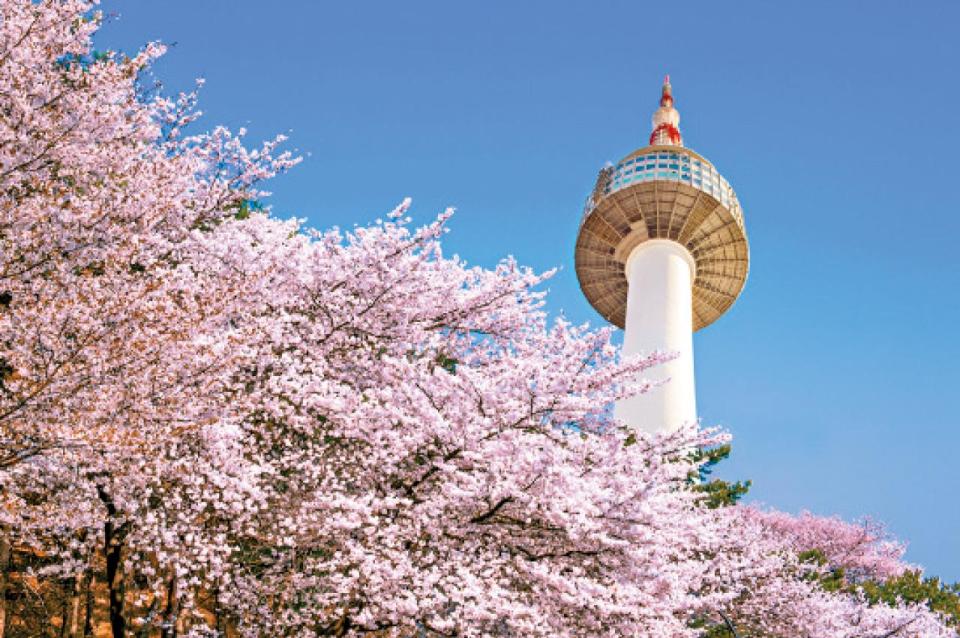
[
  {"left": 689, "top": 443, "right": 752, "bottom": 509},
  {"left": 689, "top": 616, "right": 742, "bottom": 637},
  {"left": 689, "top": 446, "right": 960, "bottom": 632},
  {"left": 861, "top": 571, "right": 960, "bottom": 627},
  {"left": 797, "top": 536, "right": 960, "bottom": 626},
  {"left": 232, "top": 198, "right": 265, "bottom": 220}
]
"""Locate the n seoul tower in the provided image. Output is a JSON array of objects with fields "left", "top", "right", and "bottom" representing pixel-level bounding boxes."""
[{"left": 575, "top": 76, "right": 749, "bottom": 433}]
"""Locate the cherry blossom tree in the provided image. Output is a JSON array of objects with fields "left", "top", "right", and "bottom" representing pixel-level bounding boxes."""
[
  {"left": 0, "top": 2, "right": 955, "bottom": 638},
  {"left": 0, "top": 1, "right": 295, "bottom": 634},
  {"left": 693, "top": 506, "right": 953, "bottom": 638}
]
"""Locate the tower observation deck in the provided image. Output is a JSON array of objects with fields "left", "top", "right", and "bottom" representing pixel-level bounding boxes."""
[{"left": 574, "top": 76, "right": 749, "bottom": 432}]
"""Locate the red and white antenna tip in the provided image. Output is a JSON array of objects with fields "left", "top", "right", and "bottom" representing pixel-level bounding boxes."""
[{"left": 650, "top": 75, "right": 682, "bottom": 147}]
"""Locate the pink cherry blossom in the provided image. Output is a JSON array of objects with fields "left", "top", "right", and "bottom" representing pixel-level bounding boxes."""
[{"left": 0, "top": 2, "right": 953, "bottom": 637}]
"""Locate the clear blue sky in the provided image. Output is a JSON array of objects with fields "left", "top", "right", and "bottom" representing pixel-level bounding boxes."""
[{"left": 95, "top": 1, "right": 960, "bottom": 581}]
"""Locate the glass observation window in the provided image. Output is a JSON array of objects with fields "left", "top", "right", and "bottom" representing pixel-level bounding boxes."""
[{"left": 583, "top": 150, "right": 743, "bottom": 229}]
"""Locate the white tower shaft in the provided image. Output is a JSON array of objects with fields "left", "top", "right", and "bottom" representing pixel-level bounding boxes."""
[{"left": 614, "top": 240, "right": 697, "bottom": 433}]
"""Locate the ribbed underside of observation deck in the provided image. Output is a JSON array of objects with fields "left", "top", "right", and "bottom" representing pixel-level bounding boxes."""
[{"left": 575, "top": 180, "right": 748, "bottom": 331}]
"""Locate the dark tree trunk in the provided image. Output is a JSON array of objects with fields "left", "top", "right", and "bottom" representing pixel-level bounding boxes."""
[
  {"left": 83, "top": 568, "right": 95, "bottom": 637},
  {"left": 0, "top": 532, "right": 9, "bottom": 638},
  {"left": 61, "top": 571, "right": 85, "bottom": 638},
  {"left": 104, "top": 519, "right": 128, "bottom": 638},
  {"left": 97, "top": 485, "right": 130, "bottom": 638},
  {"left": 160, "top": 573, "right": 178, "bottom": 638}
]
